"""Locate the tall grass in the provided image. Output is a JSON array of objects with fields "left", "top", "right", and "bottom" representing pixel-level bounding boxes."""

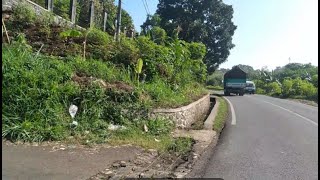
[
  {"left": 2, "top": 43, "right": 207, "bottom": 144},
  {"left": 213, "top": 97, "right": 228, "bottom": 133}
]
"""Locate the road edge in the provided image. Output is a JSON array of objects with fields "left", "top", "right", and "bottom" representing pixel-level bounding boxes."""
[{"left": 184, "top": 95, "right": 231, "bottom": 178}]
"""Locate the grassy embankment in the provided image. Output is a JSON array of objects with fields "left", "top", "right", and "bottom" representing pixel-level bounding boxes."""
[{"left": 2, "top": 3, "right": 209, "bottom": 155}]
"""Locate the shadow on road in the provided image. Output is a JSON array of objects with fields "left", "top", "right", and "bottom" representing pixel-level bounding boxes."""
[{"left": 210, "top": 93, "right": 237, "bottom": 97}]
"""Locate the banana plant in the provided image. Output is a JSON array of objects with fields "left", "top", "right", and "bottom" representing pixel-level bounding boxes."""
[{"left": 135, "top": 58, "right": 143, "bottom": 86}]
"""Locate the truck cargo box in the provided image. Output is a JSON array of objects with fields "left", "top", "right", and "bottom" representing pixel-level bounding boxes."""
[{"left": 223, "top": 66, "right": 247, "bottom": 96}]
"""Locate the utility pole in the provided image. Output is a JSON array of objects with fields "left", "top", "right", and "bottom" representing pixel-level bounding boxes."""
[
  {"left": 89, "top": 0, "right": 95, "bottom": 28},
  {"left": 69, "top": 0, "right": 77, "bottom": 24},
  {"left": 103, "top": 11, "right": 108, "bottom": 32},
  {"left": 116, "top": 0, "right": 122, "bottom": 42},
  {"left": 45, "top": 0, "right": 53, "bottom": 12}
]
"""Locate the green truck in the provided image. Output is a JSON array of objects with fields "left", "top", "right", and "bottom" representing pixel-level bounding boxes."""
[{"left": 223, "top": 66, "right": 247, "bottom": 96}]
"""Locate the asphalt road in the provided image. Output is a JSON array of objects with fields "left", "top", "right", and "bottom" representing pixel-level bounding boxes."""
[{"left": 203, "top": 94, "right": 318, "bottom": 180}]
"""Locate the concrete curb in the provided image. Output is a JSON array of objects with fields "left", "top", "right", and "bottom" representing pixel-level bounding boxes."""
[
  {"left": 172, "top": 95, "right": 223, "bottom": 178},
  {"left": 183, "top": 96, "right": 232, "bottom": 178},
  {"left": 204, "top": 95, "right": 220, "bottom": 130}
]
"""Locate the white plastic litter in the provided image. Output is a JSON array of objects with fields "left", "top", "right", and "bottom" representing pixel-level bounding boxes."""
[
  {"left": 143, "top": 124, "right": 149, "bottom": 132},
  {"left": 71, "top": 120, "right": 78, "bottom": 127},
  {"left": 108, "top": 124, "right": 126, "bottom": 131},
  {"left": 69, "top": 104, "right": 78, "bottom": 118}
]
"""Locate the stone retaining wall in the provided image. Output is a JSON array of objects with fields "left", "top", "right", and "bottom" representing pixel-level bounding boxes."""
[
  {"left": 2, "top": 0, "right": 85, "bottom": 31},
  {"left": 149, "top": 94, "right": 210, "bottom": 129}
]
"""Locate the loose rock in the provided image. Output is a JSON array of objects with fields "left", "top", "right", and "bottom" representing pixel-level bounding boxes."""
[
  {"left": 112, "top": 163, "right": 120, "bottom": 168},
  {"left": 120, "top": 161, "right": 126, "bottom": 167},
  {"left": 139, "top": 173, "right": 144, "bottom": 178},
  {"left": 101, "top": 170, "right": 114, "bottom": 177}
]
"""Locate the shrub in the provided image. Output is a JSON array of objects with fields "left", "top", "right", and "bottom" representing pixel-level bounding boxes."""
[
  {"left": 281, "top": 78, "right": 293, "bottom": 97},
  {"left": 266, "top": 82, "right": 281, "bottom": 96},
  {"left": 187, "top": 42, "right": 207, "bottom": 60},
  {"left": 53, "top": 0, "right": 70, "bottom": 20},
  {"left": 311, "top": 75, "right": 318, "bottom": 88},
  {"left": 150, "top": 26, "right": 167, "bottom": 45},
  {"left": 112, "top": 38, "right": 139, "bottom": 66},
  {"left": 134, "top": 117, "right": 174, "bottom": 136},
  {"left": 87, "top": 28, "right": 112, "bottom": 46},
  {"left": 12, "top": 3, "right": 36, "bottom": 24},
  {"left": 292, "top": 78, "right": 304, "bottom": 96},
  {"left": 2, "top": 44, "right": 76, "bottom": 142},
  {"left": 256, "top": 88, "right": 266, "bottom": 94}
]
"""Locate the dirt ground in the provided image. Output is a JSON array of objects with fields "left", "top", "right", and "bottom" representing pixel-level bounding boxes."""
[
  {"left": 3, "top": 139, "right": 192, "bottom": 179},
  {"left": 2, "top": 140, "right": 142, "bottom": 180}
]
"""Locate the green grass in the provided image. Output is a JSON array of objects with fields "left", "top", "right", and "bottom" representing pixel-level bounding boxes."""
[
  {"left": 213, "top": 96, "right": 228, "bottom": 133},
  {"left": 108, "top": 129, "right": 193, "bottom": 155},
  {"left": 2, "top": 43, "right": 207, "bottom": 144},
  {"left": 206, "top": 85, "right": 223, "bottom": 91},
  {"left": 2, "top": 40, "right": 198, "bottom": 159}
]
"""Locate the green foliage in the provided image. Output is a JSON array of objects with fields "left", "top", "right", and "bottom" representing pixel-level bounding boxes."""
[
  {"left": 60, "top": 29, "right": 83, "bottom": 39},
  {"left": 12, "top": 3, "right": 36, "bottom": 24},
  {"left": 135, "top": 58, "right": 143, "bottom": 86},
  {"left": 135, "top": 58, "right": 143, "bottom": 74},
  {"left": 155, "top": 0, "right": 237, "bottom": 73},
  {"left": 213, "top": 97, "right": 228, "bottom": 133},
  {"left": 265, "top": 82, "right": 281, "bottom": 96},
  {"left": 207, "top": 71, "right": 223, "bottom": 87},
  {"left": 39, "top": 11, "right": 55, "bottom": 27},
  {"left": 30, "top": 0, "right": 46, "bottom": 7},
  {"left": 187, "top": 42, "right": 207, "bottom": 60},
  {"left": 134, "top": 118, "right": 174, "bottom": 136},
  {"left": 77, "top": 0, "right": 134, "bottom": 32},
  {"left": 141, "top": 14, "right": 162, "bottom": 35},
  {"left": 281, "top": 79, "right": 293, "bottom": 98},
  {"left": 150, "top": 26, "right": 167, "bottom": 45},
  {"left": 256, "top": 88, "right": 266, "bottom": 94},
  {"left": 53, "top": 0, "right": 70, "bottom": 20},
  {"left": 86, "top": 28, "right": 111, "bottom": 45},
  {"left": 142, "top": 78, "right": 207, "bottom": 108},
  {"left": 2, "top": 44, "right": 76, "bottom": 142},
  {"left": 3, "top": 43, "right": 208, "bottom": 143},
  {"left": 167, "top": 137, "right": 194, "bottom": 156},
  {"left": 273, "top": 63, "right": 318, "bottom": 82},
  {"left": 206, "top": 85, "right": 223, "bottom": 90},
  {"left": 112, "top": 37, "right": 139, "bottom": 66},
  {"left": 108, "top": 125, "right": 192, "bottom": 155},
  {"left": 291, "top": 78, "right": 304, "bottom": 96},
  {"left": 311, "top": 75, "right": 318, "bottom": 88},
  {"left": 5, "top": 9, "right": 211, "bottom": 145}
]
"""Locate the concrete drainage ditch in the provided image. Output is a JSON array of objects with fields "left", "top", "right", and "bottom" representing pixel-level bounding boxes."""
[{"left": 88, "top": 95, "right": 223, "bottom": 179}]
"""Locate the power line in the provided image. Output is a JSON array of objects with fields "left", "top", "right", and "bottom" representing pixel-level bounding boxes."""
[
  {"left": 144, "top": 0, "right": 151, "bottom": 15},
  {"left": 141, "top": 0, "right": 150, "bottom": 15}
]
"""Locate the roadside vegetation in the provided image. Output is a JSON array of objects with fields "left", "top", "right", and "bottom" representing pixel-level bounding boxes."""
[
  {"left": 213, "top": 97, "right": 228, "bottom": 133},
  {"left": 2, "top": 2, "right": 208, "bottom": 156},
  {"left": 206, "top": 85, "right": 224, "bottom": 91}
]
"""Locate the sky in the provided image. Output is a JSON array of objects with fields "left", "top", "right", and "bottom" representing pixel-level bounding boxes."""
[{"left": 118, "top": 0, "right": 318, "bottom": 70}]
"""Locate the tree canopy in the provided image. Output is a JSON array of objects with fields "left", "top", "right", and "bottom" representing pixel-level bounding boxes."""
[{"left": 154, "top": 0, "right": 237, "bottom": 73}]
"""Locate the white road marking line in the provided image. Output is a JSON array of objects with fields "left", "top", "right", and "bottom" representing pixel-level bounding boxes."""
[
  {"left": 223, "top": 97, "right": 236, "bottom": 125},
  {"left": 247, "top": 96, "right": 318, "bottom": 126}
]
